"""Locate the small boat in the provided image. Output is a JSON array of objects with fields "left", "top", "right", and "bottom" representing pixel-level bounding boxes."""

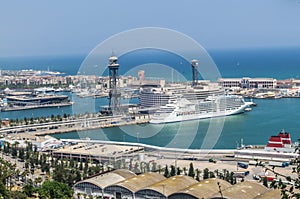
[{"left": 245, "top": 107, "right": 252, "bottom": 112}]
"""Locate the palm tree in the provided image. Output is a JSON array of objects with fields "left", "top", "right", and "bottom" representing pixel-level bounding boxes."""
[
  {"left": 163, "top": 165, "right": 170, "bottom": 178},
  {"left": 11, "top": 141, "right": 19, "bottom": 158},
  {"left": 195, "top": 169, "right": 201, "bottom": 181},
  {"left": 188, "top": 163, "right": 195, "bottom": 178},
  {"left": 183, "top": 167, "right": 187, "bottom": 175},
  {"left": 176, "top": 167, "right": 181, "bottom": 175},
  {"left": 21, "top": 170, "right": 29, "bottom": 184}
]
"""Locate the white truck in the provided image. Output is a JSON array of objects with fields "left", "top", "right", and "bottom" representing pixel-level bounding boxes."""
[{"left": 268, "top": 161, "right": 286, "bottom": 167}]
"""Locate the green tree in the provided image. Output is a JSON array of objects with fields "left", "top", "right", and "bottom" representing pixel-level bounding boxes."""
[
  {"left": 176, "top": 167, "right": 181, "bottom": 175},
  {"left": 0, "top": 182, "right": 10, "bottom": 199},
  {"left": 170, "top": 165, "right": 176, "bottom": 177},
  {"left": 225, "top": 170, "right": 230, "bottom": 182},
  {"left": 195, "top": 169, "right": 200, "bottom": 181},
  {"left": 229, "top": 172, "right": 236, "bottom": 185},
  {"left": 79, "top": 160, "right": 83, "bottom": 170},
  {"left": 63, "top": 113, "right": 68, "bottom": 119},
  {"left": 18, "top": 148, "right": 25, "bottom": 160},
  {"left": 57, "top": 114, "right": 62, "bottom": 121},
  {"left": 37, "top": 180, "right": 73, "bottom": 199},
  {"left": 24, "top": 117, "right": 28, "bottom": 125},
  {"left": 22, "top": 184, "right": 35, "bottom": 197},
  {"left": 30, "top": 117, "right": 34, "bottom": 124},
  {"left": 164, "top": 165, "right": 170, "bottom": 178},
  {"left": 10, "top": 191, "right": 27, "bottom": 199},
  {"left": 0, "top": 158, "right": 17, "bottom": 198},
  {"left": 263, "top": 177, "right": 268, "bottom": 188},
  {"left": 84, "top": 161, "right": 89, "bottom": 174},
  {"left": 69, "top": 158, "right": 75, "bottom": 168},
  {"left": 4, "top": 142, "right": 10, "bottom": 154},
  {"left": 51, "top": 114, "right": 55, "bottom": 122},
  {"left": 203, "top": 168, "right": 209, "bottom": 179},
  {"left": 209, "top": 171, "right": 215, "bottom": 178},
  {"left": 34, "top": 177, "right": 43, "bottom": 186},
  {"left": 11, "top": 147, "right": 18, "bottom": 158},
  {"left": 75, "top": 170, "right": 82, "bottom": 182},
  {"left": 188, "top": 163, "right": 195, "bottom": 178}
]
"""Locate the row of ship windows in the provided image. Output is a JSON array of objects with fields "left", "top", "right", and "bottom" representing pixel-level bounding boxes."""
[{"left": 175, "top": 108, "right": 239, "bottom": 116}]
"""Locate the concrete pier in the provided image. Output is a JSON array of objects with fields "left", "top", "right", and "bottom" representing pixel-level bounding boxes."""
[{"left": 0, "top": 115, "right": 150, "bottom": 137}]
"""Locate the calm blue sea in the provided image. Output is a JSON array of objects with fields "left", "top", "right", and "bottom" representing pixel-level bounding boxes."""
[
  {"left": 0, "top": 47, "right": 300, "bottom": 149},
  {"left": 1, "top": 47, "right": 300, "bottom": 79}
]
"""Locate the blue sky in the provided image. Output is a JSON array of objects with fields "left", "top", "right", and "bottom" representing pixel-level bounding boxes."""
[{"left": 0, "top": 0, "right": 300, "bottom": 57}]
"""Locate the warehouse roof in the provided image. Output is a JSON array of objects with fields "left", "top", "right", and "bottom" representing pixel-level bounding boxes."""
[
  {"left": 137, "top": 175, "right": 198, "bottom": 197},
  {"left": 210, "top": 181, "right": 268, "bottom": 199},
  {"left": 74, "top": 169, "right": 136, "bottom": 189},
  {"left": 253, "top": 189, "right": 281, "bottom": 199},
  {"left": 169, "top": 178, "right": 231, "bottom": 199},
  {"left": 109, "top": 172, "right": 166, "bottom": 193}
]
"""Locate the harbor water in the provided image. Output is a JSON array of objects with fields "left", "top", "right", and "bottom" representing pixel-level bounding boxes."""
[
  {"left": 1, "top": 47, "right": 300, "bottom": 149},
  {"left": 1, "top": 93, "right": 299, "bottom": 149},
  {"left": 52, "top": 98, "right": 300, "bottom": 149}
]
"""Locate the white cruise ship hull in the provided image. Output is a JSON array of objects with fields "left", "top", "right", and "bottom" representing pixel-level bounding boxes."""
[{"left": 150, "top": 97, "right": 252, "bottom": 124}]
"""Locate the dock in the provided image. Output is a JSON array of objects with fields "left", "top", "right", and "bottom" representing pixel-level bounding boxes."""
[{"left": 0, "top": 115, "right": 150, "bottom": 137}]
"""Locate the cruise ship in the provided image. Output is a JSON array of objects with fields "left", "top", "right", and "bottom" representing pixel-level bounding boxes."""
[
  {"left": 150, "top": 95, "right": 253, "bottom": 124},
  {"left": 139, "top": 81, "right": 224, "bottom": 113}
]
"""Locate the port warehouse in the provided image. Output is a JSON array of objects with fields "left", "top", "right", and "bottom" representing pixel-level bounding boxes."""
[
  {"left": 74, "top": 169, "right": 280, "bottom": 199},
  {"left": 50, "top": 139, "right": 236, "bottom": 163},
  {"left": 48, "top": 139, "right": 298, "bottom": 165}
]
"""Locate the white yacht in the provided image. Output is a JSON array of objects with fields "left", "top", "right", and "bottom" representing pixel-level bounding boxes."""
[{"left": 150, "top": 95, "right": 253, "bottom": 124}]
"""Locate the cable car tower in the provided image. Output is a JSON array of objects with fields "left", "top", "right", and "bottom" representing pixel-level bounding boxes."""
[
  {"left": 191, "top": 59, "right": 199, "bottom": 86},
  {"left": 108, "top": 55, "right": 121, "bottom": 114}
]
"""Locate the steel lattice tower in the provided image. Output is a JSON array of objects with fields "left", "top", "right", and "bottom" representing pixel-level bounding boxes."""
[
  {"left": 108, "top": 55, "right": 121, "bottom": 113},
  {"left": 191, "top": 59, "right": 199, "bottom": 86}
]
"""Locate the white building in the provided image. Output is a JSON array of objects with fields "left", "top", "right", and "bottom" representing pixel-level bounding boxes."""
[{"left": 218, "top": 77, "right": 277, "bottom": 89}]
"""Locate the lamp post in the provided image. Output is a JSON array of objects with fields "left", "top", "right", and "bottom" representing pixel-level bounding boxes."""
[{"left": 161, "top": 184, "right": 166, "bottom": 196}]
